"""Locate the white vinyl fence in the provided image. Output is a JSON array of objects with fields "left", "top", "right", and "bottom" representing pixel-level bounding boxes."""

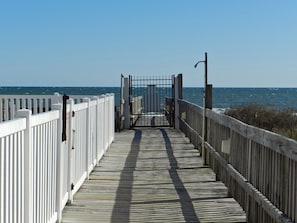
[
  {"left": 0, "top": 93, "right": 101, "bottom": 122},
  {"left": 0, "top": 94, "right": 114, "bottom": 223}
]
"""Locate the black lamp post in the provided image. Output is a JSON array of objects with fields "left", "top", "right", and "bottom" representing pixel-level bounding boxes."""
[{"left": 194, "top": 52, "right": 210, "bottom": 165}]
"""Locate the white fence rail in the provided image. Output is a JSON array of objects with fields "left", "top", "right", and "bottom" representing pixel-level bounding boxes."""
[
  {"left": 0, "top": 94, "right": 115, "bottom": 223},
  {"left": 0, "top": 93, "right": 102, "bottom": 122}
]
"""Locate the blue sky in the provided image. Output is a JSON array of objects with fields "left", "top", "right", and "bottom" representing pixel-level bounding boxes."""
[{"left": 0, "top": 1, "right": 296, "bottom": 87}]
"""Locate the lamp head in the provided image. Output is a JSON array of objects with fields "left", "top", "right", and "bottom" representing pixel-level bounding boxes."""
[{"left": 194, "top": 60, "right": 205, "bottom": 68}]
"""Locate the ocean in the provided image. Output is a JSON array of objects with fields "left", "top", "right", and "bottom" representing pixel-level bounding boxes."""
[{"left": 1, "top": 86, "right": 297, "bottom": 110}]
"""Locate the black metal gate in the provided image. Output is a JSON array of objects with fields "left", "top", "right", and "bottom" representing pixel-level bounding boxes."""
[{"left": 129, "top": 76, "right": 174, "bottom": 127}]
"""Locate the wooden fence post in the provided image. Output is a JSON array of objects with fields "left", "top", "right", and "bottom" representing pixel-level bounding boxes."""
[
  {"left": 123, "top": 78, "right": 130, "bottom": 129},
  {"left": 174, "top": 73, "right": 183, "bottom": 129}
]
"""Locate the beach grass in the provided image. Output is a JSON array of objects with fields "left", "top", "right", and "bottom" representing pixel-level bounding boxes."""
[{"left": 225, "top": 104, "right": 297, "bottom": 140}]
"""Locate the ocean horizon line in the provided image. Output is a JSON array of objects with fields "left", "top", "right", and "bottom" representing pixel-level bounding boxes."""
[
  {"left": 1, "top": 86, "right": 297, "bottom": 89},
  {"left": 1, "top": 87, "right": 297, "bottom": 109}
]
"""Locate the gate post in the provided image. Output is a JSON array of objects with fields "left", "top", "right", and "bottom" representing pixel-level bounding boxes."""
[
  {"left": 174, "top": 74, "right": 183, "bottom": 129},
  {"left": 123, "top": 77, "right": 131, "bottom": 129}
]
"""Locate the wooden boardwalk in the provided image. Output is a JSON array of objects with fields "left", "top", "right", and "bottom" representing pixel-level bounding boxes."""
[
  {"left": 133, "top": 114, "right": 171, "bottom": 127},
  {"left": 61, "top": 128, "right": 246, "bottom": 223}
]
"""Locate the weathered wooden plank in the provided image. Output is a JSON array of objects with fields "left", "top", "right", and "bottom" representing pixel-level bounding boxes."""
[
  {"left": 206, "top": 107, "right": 297, "bottom": 161},
  {"left": 62, "top": 128, "right": 246, "bottom": 223}
]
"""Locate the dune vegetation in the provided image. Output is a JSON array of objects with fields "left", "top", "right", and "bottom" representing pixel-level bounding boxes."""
[{"left": 225, "top": 104, "right": 297, "bottom": 140}]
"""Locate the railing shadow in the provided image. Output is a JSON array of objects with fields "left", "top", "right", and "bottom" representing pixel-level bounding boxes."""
[
  {"left": 111, "top": 129, "right": 142, "bottom": 223},
  {"left": 160, "top": 128, "right": 200, "bottom": 223}
]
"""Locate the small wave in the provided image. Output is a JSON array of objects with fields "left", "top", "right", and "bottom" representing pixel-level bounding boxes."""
[{"left": 213, "top": 108, "right": 227, "bottom": 114}]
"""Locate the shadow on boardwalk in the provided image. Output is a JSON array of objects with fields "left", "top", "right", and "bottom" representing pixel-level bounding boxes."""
[
  {"left": 111, "top": 128, "right": 200, "bottom": 223},
  {"left": 111, "top": 129, "right": 142, "bottom": 222},
  {"left": 160, "top": 128, "right": 200, "bottom": 222},
  {"left": 61, "top": 128, "right": 246, "bottom": 223}
]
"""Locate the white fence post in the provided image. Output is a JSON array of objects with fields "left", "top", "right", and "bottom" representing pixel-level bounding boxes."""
[
  {"left": 53, "top": 92, "right": 61, "bottom": 104},
  {"left": 16, "top": 109, "right": 33, "bottom": 223},
  {"left": 52, "top": 103, "right": 63, "bottom": 223},
  {"left": 110, "top": 93, "right": 115, "bottom": 142},
  {"left": 5, "top": 99, "right": 9, "bottom": 121},
  {"left": 9, "top": 100, "right": 15, "bottom": 120},
  {"left": 67, "top": 99, "right": 74, "bottom": 204},
  {"left": 83, "top": 98, "right": 91, "bottom": 179},
  {"left": 93, "top": 96, "right": 100, "bottom": 163},
  {"left": 105, "top": 94, "right": 110, "bottom": 148},
  {"left": 104, "top": 95, "right": 109, "bottom": 154},
  {"left": 99, "top": 95, "right": 106, "bottom": 157}
]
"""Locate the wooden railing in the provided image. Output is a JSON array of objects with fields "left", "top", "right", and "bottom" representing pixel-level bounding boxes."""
[
  {"left": 178, "top": 99, "right": 296, "bottom": 223},
  {"left": 0, "top": 94, "right": 115, "bottom": 223}
]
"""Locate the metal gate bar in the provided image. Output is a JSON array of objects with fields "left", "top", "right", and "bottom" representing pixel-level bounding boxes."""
[{"left": 130, "top": 76, "right": 174, "bottom": 127}]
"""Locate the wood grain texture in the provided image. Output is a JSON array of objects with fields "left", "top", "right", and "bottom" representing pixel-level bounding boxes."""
[
  {"left": 61, "top": 128, "right": 246, "bottom": 223},
  {"left": 179, "top": 100, "right": 296, "bottom": 223}
]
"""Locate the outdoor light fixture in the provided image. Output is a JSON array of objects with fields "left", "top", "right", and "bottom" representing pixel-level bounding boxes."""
[
  {"left": 194, "top": 60, "right": 205, "bottom": 68},
  {"left": 194, "top": 52, "right": 208, "bottom": 165}
]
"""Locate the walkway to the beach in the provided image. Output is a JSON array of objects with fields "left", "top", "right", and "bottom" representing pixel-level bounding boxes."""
[{"left": 61, "top": 128, "right": 246, "bottom": 223}]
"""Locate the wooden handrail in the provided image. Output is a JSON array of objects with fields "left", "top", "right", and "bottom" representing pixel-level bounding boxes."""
[{"left": 178, "top": 99, "right": 295, "bottom": 223}]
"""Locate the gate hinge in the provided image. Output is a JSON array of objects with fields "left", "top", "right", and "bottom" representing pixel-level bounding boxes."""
[
  {"left": 72, "top": 146, "right": 75, "bottom": 150},
  {"left": 72, "top": 111, "right": 75, "bottom": 117},
  {"left": 71, "top": 183, "right": 74, "bottom": 191}
]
